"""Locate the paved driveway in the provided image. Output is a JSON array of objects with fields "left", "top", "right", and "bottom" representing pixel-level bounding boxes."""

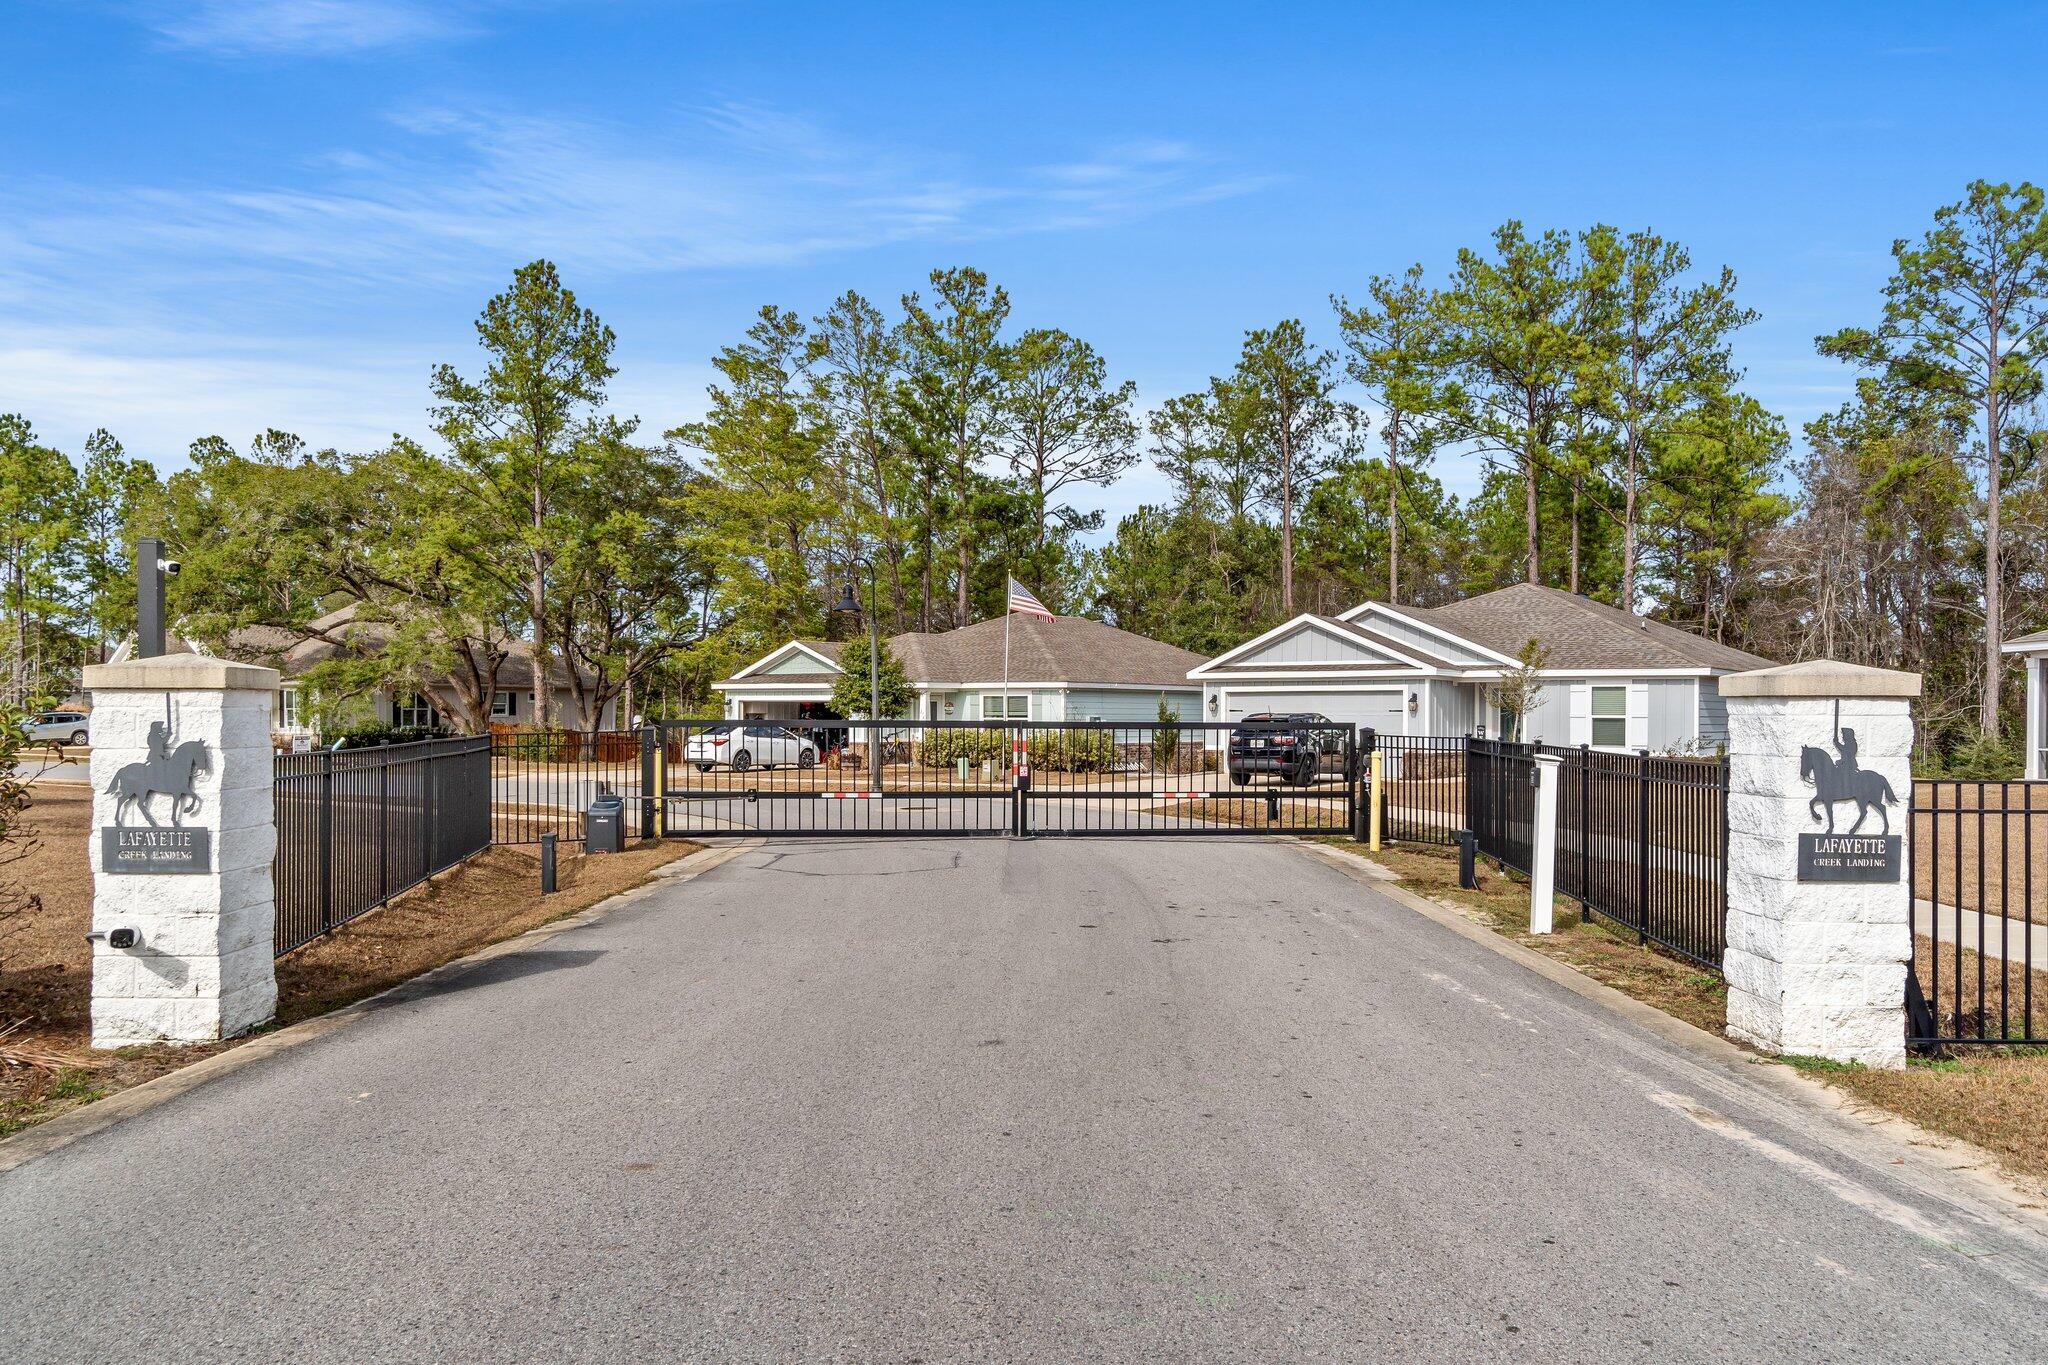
[{"left": 3, "top": 837, "right": 2045, "bottom": 1361}]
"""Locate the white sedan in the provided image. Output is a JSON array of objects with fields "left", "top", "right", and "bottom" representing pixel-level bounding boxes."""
[{"left": 685, "top": 722, "right": 817, "bottom": 772}]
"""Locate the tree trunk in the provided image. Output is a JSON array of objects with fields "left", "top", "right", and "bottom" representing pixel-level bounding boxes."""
[
  {"left": 1278, "top": 429, "right": 1295, "bottom": 617},
  {"left": 1387, "top": 418, "right": 1401, "bottom": 604},
  {"left": 1569, "top": 477, "right": 1581, "bottom": 595},
  {"left": 1622, "top": 419, "right": 1639, "bottom": 612},
  {"left": 1983, "top": 323, "right": 2004, "bottom": 739},
  {"left": 1523, "top": 429, "right": 1541, "bottom": 584}
]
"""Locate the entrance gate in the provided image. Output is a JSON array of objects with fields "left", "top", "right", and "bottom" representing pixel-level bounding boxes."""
[{"left": 648, "top": 719, "right": 1357, "bottom": 839}]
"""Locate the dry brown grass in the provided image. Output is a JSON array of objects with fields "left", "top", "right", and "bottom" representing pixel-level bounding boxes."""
[
  {"left": 1915, "top": 933, "right": 2048, "bottom": 1042},
  {"left": 1152, "top": 797, "right": 1354, "bottom": 832},
  {"left": 1818, "top": 1051, "right": 2048, "bottom": 1184},
  {"left": 1337, "top": 840, "right": 1730, "bottom": 1034},
  {"left": 0, "top": 784, "right": 695, "bottom": 1137}
]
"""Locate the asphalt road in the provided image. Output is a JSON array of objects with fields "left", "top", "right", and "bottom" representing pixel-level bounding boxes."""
[{"left": 3, "top": 838, "right": 2046, "bottom": 1361}]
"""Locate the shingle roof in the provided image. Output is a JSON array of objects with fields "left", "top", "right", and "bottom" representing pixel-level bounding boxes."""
[
  {"left": 1384, "top": 583, "right": 1774, "bottom": 673},
  {"left": 2006, "top": 628, "right": 2048, "bottom": 650},
  {"left": 721, "top": 616, "right": 1206, "bottom": 690},
  {"left": 220, "top": 603, "right": 592, "bottom": 689}
]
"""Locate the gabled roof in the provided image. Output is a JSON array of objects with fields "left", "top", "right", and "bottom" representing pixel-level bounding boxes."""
[
  {"left": 1348, "top": 584, "right": 1773, "bottom": 673},
  {"left": 719, "top": 615, "right": 1207, "bottom": 690},
  {"left": 1190, "top": 613, "right": 1454, "bottom": 679},
  {"left": 2003, "top": 629, "right": 2048, "bottom": 654}
]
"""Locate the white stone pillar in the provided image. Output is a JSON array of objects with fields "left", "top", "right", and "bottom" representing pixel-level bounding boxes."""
[
  {"left": 1721, "top": 660, "right": 1919, "bottom": 1068},
  {"left": 83, "top": 655, "right": 280, "bottom": 1048}
]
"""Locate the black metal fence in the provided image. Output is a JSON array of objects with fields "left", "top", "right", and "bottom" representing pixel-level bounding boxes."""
[
  {"left": 1370, "top": 734, "right": 1468, "bottom": 846},
  {"left": 274, "top": 736, "right": 492, "bottom": 955},
  {"left": 651, "top": 718, "right": 1358, "bottom": 837},
  {"left": 490, "top": 729, "right": 644, "bottom": 845},
  {"left": 1468, "top": 739, "right": 1729, "bottom": 971},
  {"left": 1909, "top": 779, "right": 2047, "bottom": 1045}
]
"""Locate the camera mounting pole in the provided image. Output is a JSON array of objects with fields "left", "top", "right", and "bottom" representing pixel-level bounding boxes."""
[{"left": 136, "top": 536, "right": 167, "bottom": 659}]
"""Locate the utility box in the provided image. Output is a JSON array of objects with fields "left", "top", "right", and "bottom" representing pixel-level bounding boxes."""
[{"left": 585, "top": 791, "right": 625, "bottom": 854}]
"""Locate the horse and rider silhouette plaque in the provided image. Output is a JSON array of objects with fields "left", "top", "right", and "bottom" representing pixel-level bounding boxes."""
[
  {"left": 98, "top": 707, "right": 213, "bottom": 875},
  {"left": 1796, "top": 701, "right": 1901, "bottom": 883}
]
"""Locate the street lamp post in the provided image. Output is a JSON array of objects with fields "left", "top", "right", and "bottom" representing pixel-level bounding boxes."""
[{"left": 834, "top": 558, "right": 882, "bottom": 791}]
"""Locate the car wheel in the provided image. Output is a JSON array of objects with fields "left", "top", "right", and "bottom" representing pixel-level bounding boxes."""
[
  {"left": 733, "top": 749, "right": 753, "bottom": 771},
  {"left": 69, "top": 730, "right": 87, "bottom": 746},
  {"left": 696, "top": 763, "right": 713, "bottom": 773},
  {"left": 798, "top": 747, "right": 816, "bottom": 769},
  {"left": 1230, "top": 772, "right": 1249, "bottom": 787}
]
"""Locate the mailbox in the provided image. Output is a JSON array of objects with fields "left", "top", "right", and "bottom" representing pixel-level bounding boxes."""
[{"left": 585, "top": 790, "right": 626, "bottom": 854}]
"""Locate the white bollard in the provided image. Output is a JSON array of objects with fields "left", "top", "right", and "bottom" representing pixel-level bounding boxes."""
[
  {"left": 83, "top": 654, "right": 280, "bottom": 1048},
  {"left": 1529, "top": 753, "right": 1562, "bottom": 934}
]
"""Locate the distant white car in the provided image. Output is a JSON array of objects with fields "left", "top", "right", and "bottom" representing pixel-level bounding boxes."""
[
  {"left": 20, "top": 709, "right": 90, "bottom": 746},
  {"left": 685, "top": 721, "right": 817, "bottom": 772}
]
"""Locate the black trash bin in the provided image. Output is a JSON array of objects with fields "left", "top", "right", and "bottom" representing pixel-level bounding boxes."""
[{"left": 585, "top": 790, "right": 625, "bottom": 854}]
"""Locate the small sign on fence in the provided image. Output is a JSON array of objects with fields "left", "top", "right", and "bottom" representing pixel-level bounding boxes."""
[
  {"left": 1796, "top": 833, "right": 1900, "bottom": 883},
  {"left": 100, "top": 825, "right": 212, "bottom": 874}
]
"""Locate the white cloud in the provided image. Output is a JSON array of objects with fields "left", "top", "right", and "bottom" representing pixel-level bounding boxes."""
[
  {"left": 6, "top": 101, "right": 1265, "bottom": 302},
  {"left": 145, "top": 1, "right": 470, "bottom": 55}
]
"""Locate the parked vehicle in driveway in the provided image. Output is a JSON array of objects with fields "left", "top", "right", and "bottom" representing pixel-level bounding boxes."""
[
  {"left": 19, "top": 709, "right": 90, "bottom": 746},
  {"left": 685, "top": 721, "right": 818, "bottom": 772},
  {"left": 1227, "top": 712, "right": 1344, "bottom": 786}
]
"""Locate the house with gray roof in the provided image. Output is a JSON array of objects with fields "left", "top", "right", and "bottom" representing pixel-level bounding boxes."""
[
  {"left": 715, "top": 615, "right": 1206, "bottom": 724},
  {"left": 1190, "top": 583, "right": 1775, "bottom": 752},
  {"left": 2002, "top": 628, "right": 2048, "bottom": 778}
]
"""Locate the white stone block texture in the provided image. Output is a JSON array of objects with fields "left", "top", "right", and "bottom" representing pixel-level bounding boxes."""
[
  {"left": 1721, "top": 693, "right": 1912, "bottom": 1067},
  {"left": 89, "top": 675, "right": 278, "bottom": 1047}
]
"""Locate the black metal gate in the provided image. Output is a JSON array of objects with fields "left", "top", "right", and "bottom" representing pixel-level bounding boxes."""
[
  {"left": 1908, "top": 778, "right": 2047, "bottom": 1045},
  {"left": 649, "top": 719, "right": 1357, "bottom": 838}
]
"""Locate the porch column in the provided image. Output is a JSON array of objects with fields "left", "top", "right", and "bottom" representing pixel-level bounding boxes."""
[
  {"left": 2027, "top": 656, "right": 2044, "bottom": 781},
  {"left": 1721, "top": 660, "right": 1919, "bottom": 1068},
  {"left": 83, "top": 654, "right": 280, "bottom": 1048}
]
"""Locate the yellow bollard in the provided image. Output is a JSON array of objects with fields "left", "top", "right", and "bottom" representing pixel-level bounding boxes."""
[
  {"left": 1369, "top": 750, "right": 1384, "bottom": 851},
  {"left": 653, "top": 741, "right": 668, "bottom": 838}
]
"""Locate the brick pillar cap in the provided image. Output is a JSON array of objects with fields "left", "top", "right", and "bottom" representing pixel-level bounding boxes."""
[
  {"left": 1720, "top": 659, "right": 1921, "bottom": 700},
  {"left": 84, "top": 655, "right": 281, "bottom": 693}
]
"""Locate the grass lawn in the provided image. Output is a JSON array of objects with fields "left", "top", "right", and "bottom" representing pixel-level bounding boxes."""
[
  {"left": 1, "top": 785, "right": 697, "bottom": 1138},
  {"left": 1334, "top": 836, "right": 2048, "bottom": 1187}
]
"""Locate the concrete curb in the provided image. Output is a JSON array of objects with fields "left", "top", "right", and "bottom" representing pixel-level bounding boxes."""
[
  {"left": 0, "top": 838, "right": 760, "bottom": 1176},
  {"left": 1291, "top": 837, "right": 2048, "bottom": 1220}
]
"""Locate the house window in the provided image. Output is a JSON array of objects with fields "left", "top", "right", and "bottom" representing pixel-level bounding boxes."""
[
  {"left": 277, "top": 688, "right": 302, "bottom": 732},
  {"left": 491, "top": 691, "right": 518, "bottom": 720},
  {"left": 980, "top": 694, "right": 1029, "bottom": 721},
  {"left": 1590, "top": 686, "right": 1627, "bottom": 748},
  {"left": 395, "top": 693, "right": 441, "bottom": 729}
]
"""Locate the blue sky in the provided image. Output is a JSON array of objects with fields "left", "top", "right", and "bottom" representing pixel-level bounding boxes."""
[{"left": 6, "top": 1, "right": 2046, "bottom": 520}]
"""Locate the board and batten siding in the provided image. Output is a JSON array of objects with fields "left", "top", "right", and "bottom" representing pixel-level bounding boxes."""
[
  {"left": 1352, "top": 613, "right": 1496, "bottom": 666},
  {"left": 1061, "top": 688, "right": 1198, "bottom": 723},
  {"left": 1645, "top": 678, "right": 1696, "bottom": 751},
  {"left": 1696, "top": 677, "right": 1729, "bottom": 750}
]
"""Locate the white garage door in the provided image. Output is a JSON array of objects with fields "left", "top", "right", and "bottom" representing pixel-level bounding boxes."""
[{"left": 1225, "top": 690, "right": 1403, "bottom": 734}]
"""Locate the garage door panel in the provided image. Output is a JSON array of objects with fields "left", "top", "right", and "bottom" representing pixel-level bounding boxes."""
[{"left": 1225, "top": 691, "right": 1402, "bottom": 730}]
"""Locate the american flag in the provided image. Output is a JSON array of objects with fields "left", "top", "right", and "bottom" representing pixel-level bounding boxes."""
[{"left": 1007, "top": 577, "right": 1054, "bottom": 619}]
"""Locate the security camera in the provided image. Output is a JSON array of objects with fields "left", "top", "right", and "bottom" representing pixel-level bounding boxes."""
[
  {"left": 85, "top": 927, "right": 143, "bottom": 950},
  {"left": 158, "top": 559, "right": 181, "bottom": 578}
]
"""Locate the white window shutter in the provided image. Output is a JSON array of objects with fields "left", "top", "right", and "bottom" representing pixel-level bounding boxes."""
[
  {"left": 1627, "top": 681, "right": 1649, "bottom": 751},
  {"left": 1569, "top": 682, "right": 1590, "bottom": 747}
]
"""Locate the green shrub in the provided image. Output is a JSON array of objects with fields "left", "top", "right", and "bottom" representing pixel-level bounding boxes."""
[
  {"left": 332, "top": 722, "right": 451, "bottom": 749},
  {"left": 1029, "top": 728, "right": 1120, "bottom": 772},
  {"left": 921, "top": 728, "right": 1008, "bottom": 767},
  {"left": 1154, "top": 695, "right": 1181, "bottom": 770},
  {"left": 1926, "top": 734, "right": 2021, "bottom": 780}
]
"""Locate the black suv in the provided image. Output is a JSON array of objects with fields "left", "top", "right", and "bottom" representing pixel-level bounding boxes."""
[{"left": 1227, "top": 712, "right": 1346, "bottom": 786}]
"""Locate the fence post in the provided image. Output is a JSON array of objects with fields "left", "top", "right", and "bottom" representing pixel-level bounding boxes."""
[
  {"left": 82, "top": 654, "right": 280, "bottom": 1046},
  {"left": 424, "top": 743, "right": 438, "bottom": 881},
  {"left": 639, "top": 726, "right": 657, "bottom": 838},
  {"left": 318, "top": 750, "right": 334, "bottom": 935},
  {"left": 1721, "top": 660, "right": 1919, "bottom": 1068},
  {"left": 1578, "top": 745, "right": 1591, "bottom": 921},
  {"left": 378, "top": 753, "right": 390, "bottom": 907},
  {"left": 1530, "top": 753, "right": 1561, "bottom": 933},
  {"left": 1634, "top": 751, "right": 1651, "bottom": 945}
]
